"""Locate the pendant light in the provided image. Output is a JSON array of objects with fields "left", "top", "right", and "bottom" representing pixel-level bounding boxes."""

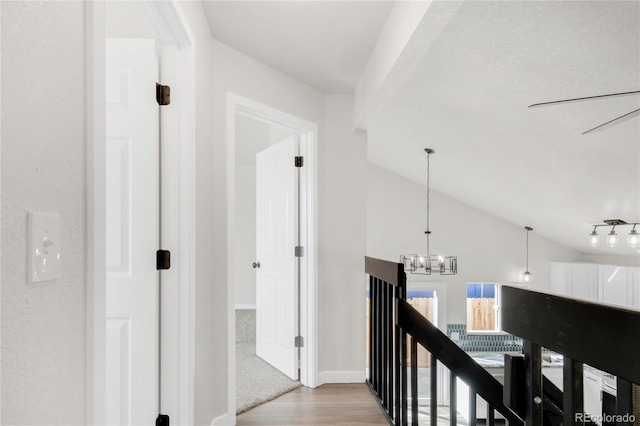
[
  {"left": 523, "top": 226, "right": 533, "bottom": 282},
  {"left": 400, "top": 149, "right": 457, "bottom": 275}
]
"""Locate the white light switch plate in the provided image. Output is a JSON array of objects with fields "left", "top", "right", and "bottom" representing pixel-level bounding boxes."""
[{"left": 28, "top": 211, "right": 61, "bottom": 283}]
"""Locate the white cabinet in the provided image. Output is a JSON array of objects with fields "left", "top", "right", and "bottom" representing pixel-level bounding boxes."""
[
  {"left": 599, "top": 265, "right": 630, "bottom": 307},
  {"left": 550, "top": 262, "right": 598, "bottom": 301},
  {"left": 629, "top": 267, "right": 640, "bottom": 309},
  {"left": 550, "top": 262, "right": 640, "bottom": 309}
]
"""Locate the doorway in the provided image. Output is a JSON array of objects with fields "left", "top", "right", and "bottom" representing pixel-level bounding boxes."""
[
  {"left": 227, "top": 94, "right": 318, "bottom": 420},
  {"left": 87, "top": 2, "right": 195, "bottom": 424},
  {"left": 234, "top": 120, "right": 302, "bottom": 413}
]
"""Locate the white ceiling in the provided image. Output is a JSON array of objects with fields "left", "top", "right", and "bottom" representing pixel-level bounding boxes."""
[
  {"left": 368, "top": 0, "right": 640, "bottom": 258},
  {"left": 203, "top": 0, "right": 640, "bottom": 259},
  {"left": 201, "top": 0, "right": 394, "bottom": 93}
]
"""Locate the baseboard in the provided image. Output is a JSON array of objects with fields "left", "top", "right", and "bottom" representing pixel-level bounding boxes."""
[
  {"left": 210, "top": 412, "right": 234, "bottom": 425},
  {"left": 317, "top": 370, "right": 366, "bottom": 385},
  {"left": 235, "top": 304, "right": 256, "bottom": 310}
]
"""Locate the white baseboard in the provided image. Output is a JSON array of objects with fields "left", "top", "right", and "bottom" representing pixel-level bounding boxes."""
[
  {"left": 211, "top": 412, "right": 234, "bottom": 425},
  {"left": 317, "top": 370, "right": 366, "bottom": 385},
  {"left": 235, "top": 304, "right": 256, "bottom": 310}
]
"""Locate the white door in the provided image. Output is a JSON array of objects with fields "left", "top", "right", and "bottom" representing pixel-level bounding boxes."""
[
  {"left": 255, "top": 135, "right": 299, "bottom": 380},
  {"left": 105, "top": 38, "right": 159, "bottom": 425}
]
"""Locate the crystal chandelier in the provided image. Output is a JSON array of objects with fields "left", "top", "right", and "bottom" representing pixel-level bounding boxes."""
[{"left": 400, "top": 148, "right": 457, "bottom": 275}]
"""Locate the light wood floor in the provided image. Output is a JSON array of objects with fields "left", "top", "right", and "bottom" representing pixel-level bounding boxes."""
[{"left": 236, "top": 383, "right": 390, "bottom": 425}]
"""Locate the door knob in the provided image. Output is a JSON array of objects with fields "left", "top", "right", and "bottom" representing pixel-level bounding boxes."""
[{"left": 252, "top": 262, "right": 261, "bottom": 269}]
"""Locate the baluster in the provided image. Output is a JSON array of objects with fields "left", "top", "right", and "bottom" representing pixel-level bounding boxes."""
[
  {"left": 563, "top": 357, "right": 583, "bottom": 426},
  {"left": 450, "top": 370, "right": 457, "bottom": 426},
  {"left": 387, "top": 282, "right": 393, "bottom": 411},
  {"left": 430, "top": 354, "right": 437, "bottom": 426},
  {"left": 523, "top": 340, "right": 542, "bottom": 426},
  {"left": 401, "top": 326, "right": 408, "bottom": 426},
  {"left": 616, "top": 378, "right": 633, "bottom": 426},
  {"left": 372, "top": 277, "right": 379, "bottom": 394},
  {"left": 381, "top": 281, "right": 388, "bottom": 407},
  {"left": 369, "top": 275, "right": 374, "bottom": 384},
  {"left": 488, "top": 405, "right": 495, "bottom": 426},
  {"left": 411, "top": 338, "right": 418, "bottom": 426},
  {"left": 469, "top": 386, "right": 477, "bottom": 426},
  {"left": 394, "top": 286, "right": 401, "bottom": 425}
]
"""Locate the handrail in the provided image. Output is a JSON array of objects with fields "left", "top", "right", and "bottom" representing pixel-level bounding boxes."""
[
  {"left": 365, "top": 256, "right": 405, "bottom": 288},
  {"left": 501, "top": 286, "right": 640, "bottom": 384},
  {"left": 398, "top": 299, "right": 525, "bottom": 425}
]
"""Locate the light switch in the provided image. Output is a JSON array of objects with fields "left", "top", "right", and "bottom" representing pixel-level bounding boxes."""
[{"left": 28, "top": 211, "right": 61, "bottom": 283}]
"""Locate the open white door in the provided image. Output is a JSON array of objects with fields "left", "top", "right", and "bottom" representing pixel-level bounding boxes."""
[
  {"left": 105, "top": 38, "right": 159, "bottom": 425},
  {"left": 255, "top": 135, "right": 299, "bottom": 380}
]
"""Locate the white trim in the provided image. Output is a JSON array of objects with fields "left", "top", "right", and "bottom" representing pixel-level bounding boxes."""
[
  {"left": 227, "top": 93, "right": 319, "bottom": 422},
  {"left": 317, "top": 371, "right": 366, "bottom": 385},
  {"left": 86, "top": 1, "right": 195, "bottom": 424},
  {"left": 210, "top": 412, "right": 234, "bottom": 426},
  {"left": 235, "top": 304, "right": 256, "bottom": 310}
]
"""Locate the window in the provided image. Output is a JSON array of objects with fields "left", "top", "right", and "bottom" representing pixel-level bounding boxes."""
[{"left": 466, "top": 283, "right": 500, "bottom": 333}]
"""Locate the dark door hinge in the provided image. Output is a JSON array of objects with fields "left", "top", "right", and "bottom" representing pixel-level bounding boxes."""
[
  {"left": 294, "top": 156, "right": 304, "bottom": 167},
  {"left": 156, "top": 250, "right": 171, "bottom": 270},
  {"left": 295, "top": 336, "right": 304, "bottom": 348},
  {"left": 156, "top": 83, "right": 171, "bottom": 106},
  {"left": 156, "top": 414, "right": 170, "bottom": 426},
  {"left": 294, "top": 246, "right": 304, "bottom": 257}
]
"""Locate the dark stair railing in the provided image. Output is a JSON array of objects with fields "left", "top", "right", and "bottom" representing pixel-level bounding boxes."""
[
  {"left": 502, "top": 286, "right": 640, "bottom": 426},
  {"left": 365, "top": 257, "right": 524, "bottom": 426},
  {"left": 366, "top": 257, "right": 640, "bottom": 426}
]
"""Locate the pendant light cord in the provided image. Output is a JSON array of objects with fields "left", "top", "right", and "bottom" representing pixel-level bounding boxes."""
[
  {"left": 526, "top": 229, "right": 529, "bottom": 271},
  {"left": 426, "top": 151, "right": 431, "bottom": 255}
]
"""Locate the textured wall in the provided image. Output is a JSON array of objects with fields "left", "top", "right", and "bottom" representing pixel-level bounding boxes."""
[{"left": 1, "top": 1, "right": 86, "bottom": 424}]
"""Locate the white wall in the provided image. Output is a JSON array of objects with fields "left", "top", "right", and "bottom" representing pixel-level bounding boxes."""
[
  {"left": 318, "top": 95, "right": 367, "bottom": 378},
  {"left": 582, "top": 254, "right": 640, "bottom": 267},
  {"left": 1, "top": 2, "right": 86, "bottom": 424},
  {"left": 211, "top": 39, "right": 369, "bottom": 419},
  {"left": 367, "top": 164, "right": 587, "bottom": 324}
]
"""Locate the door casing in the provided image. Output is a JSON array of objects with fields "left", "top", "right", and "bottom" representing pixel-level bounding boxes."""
[
  {"left": 86, "top": 2, "right": 196, "bottom": 424},
  {"left": 227, "top": 93, "right": 318, "bottom": 423}
]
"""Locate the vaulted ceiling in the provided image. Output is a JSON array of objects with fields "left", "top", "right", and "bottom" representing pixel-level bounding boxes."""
[{"left": 202, "top": 0, "right": 640, "bottom": 259}]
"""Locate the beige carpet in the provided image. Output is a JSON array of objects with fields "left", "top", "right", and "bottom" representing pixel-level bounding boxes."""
[{"left": 236, "top": 309, "right": 302, "bottom": 414}]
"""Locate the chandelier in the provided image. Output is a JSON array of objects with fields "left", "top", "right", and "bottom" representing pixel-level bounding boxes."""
[
  {"left": 589, "top": 219, "right": 640, "bottom": 248},
  {"left": 400, "top": 148, "right": 457, "bottom": 275}
]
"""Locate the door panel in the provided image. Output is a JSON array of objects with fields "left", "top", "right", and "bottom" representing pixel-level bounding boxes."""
[
  {"left": 255, "top": 135, "right": 299, "bottom": 380},
  {"left": 106, "top": 38, "right": 159, "bottom": 426}
]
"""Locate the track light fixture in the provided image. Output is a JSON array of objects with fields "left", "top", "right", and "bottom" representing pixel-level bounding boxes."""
[
  {"left": 400, "top": 148, "right": 457, "bottom": 275},
  {"left": 589, "top": 219, "right": 640, "bottom": 249}
]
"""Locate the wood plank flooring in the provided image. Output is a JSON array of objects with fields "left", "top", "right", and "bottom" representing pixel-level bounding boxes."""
[{"left": 236, "top": 383, "right": 390, "bottom": 425}]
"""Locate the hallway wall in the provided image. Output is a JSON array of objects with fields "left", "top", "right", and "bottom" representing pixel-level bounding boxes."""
[
  {"left": 211, "top": 39, "right": 368, "bottom": 421},
  {"left": 1, "top": 2, "right": 86, "bottom": 424}
]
